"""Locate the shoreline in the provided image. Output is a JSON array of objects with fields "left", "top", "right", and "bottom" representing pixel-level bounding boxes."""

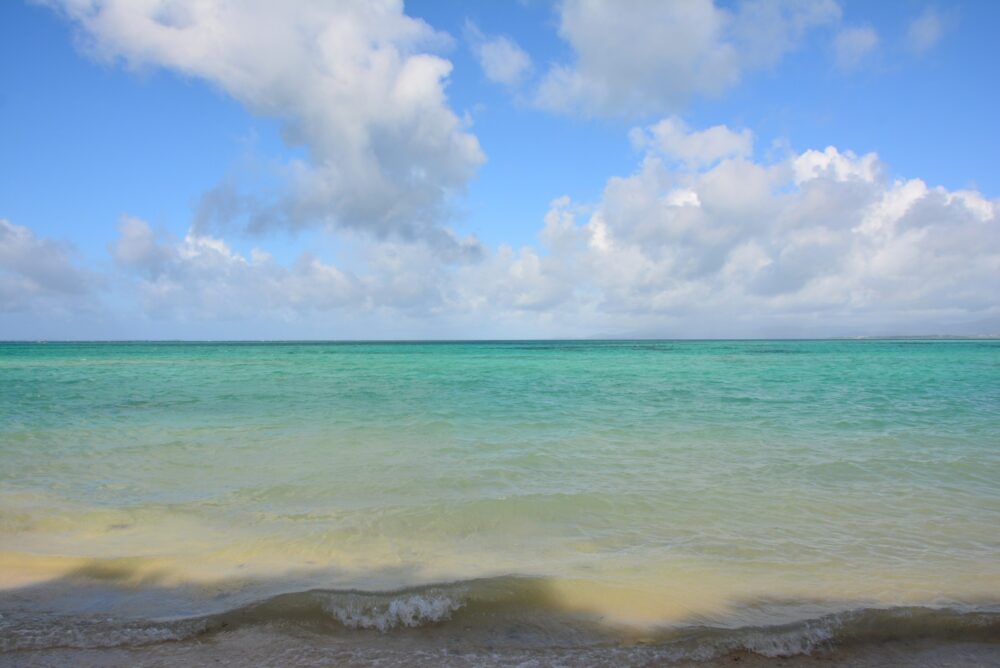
[
  {"left": 3, "top": 576, "right": 999, "bottom": 667},
  {"left": 4, "top": 626, "right": 999, "bottom": 668}
]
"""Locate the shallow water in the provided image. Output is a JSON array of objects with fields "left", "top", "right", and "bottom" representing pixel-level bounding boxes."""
[{"left": 1, "top": 340, "right": 999, "bottom": 663}]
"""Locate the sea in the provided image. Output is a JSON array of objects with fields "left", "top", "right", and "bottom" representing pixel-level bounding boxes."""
[{"left": 1, "top": 340, "right": 999, "bottom": 666}]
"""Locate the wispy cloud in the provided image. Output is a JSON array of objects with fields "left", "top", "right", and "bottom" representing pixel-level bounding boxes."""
[
  {"left": 834, "top": 25, "right": 879, "bottom": 70},
  {"left": 535, "top": 0, "right": 841, "bottom": 116},
  {"left": 465, "top": 21, "right": 532, "bottom": 87},
  {"left": 907, "top": 8, "right": 945, "bottom": 53}
]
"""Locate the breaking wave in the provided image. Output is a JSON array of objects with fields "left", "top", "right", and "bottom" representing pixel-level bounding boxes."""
[{"left": 3, "top": 576, "right": 999, "bottom": 663}]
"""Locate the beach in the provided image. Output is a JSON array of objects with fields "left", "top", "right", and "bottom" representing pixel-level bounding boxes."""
[{"left": 1, "top": 340, "right": 999, "bottom": 665}]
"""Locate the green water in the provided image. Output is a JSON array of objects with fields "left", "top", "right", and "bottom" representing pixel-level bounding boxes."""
[{"left": 1, "top": 340, "right": 999, "bottom": 638}]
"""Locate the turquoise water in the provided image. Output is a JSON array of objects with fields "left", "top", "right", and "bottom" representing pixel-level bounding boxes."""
[{"left": 2, "top": 340, "right": 999, "bottom": 662}]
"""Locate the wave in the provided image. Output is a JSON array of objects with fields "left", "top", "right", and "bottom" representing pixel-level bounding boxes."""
[{"left": 3, "top": 576, "right": 999, "bottom": 662}]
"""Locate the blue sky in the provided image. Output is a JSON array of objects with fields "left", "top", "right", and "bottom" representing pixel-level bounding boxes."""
[{"left": 1, "top": 0, "right": 998, "bottom": 339}]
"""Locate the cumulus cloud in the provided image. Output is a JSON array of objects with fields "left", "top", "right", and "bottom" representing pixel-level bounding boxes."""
[
  {"left": 113, "top": 217, "right": 355, "bottom": 319},
  {"left": 834, "top": 25, "right": 879, "bottom": 70},
  {"left": 46, "top": 0, "right": 484, "bottom": 246},
  {"left": 465, "top": 21, "right": 532, "bottom": 86},
  {"left": 459, "top": 124, "right": 1000, "bottom": 336},
  {"left": 0, "top": 219, "right": 100, "bottom": 313},
  {"left": 536, "top": 0, "right": 841, "bottom": 116},
  {"left": 102, "top": 126, "right": 1000, "bottom": 337},
  {"left": 630, "top": 117, "right": 754, "bottom": 169},
  {"left": 109, "top": 216, "right": 474, "bottom": 321},
  {"left": 907, "top": 8, "right": 944, "bottom": 53}
]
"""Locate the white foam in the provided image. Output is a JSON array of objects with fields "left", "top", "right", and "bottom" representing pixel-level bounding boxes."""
[
  {"left": 322, "top": 593, "right": 463, "bottom": 632},
  {"left": 735, "top": 620, "right": 836, "bottom": 657}
]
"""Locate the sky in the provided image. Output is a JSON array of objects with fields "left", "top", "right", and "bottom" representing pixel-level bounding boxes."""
[{"left": 1, "top": 0, "right": 998, "bottom": 339}]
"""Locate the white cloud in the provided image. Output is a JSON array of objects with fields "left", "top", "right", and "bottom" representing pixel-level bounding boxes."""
[
  {"left": 11, "top": 122, "right": 998, "bottom": 338},
  {"left": 112, "top": 218, "right": 359, "bottom": 319},
  {"left": 101, "top": 129, "right": 1000, "bottom": 337},
  {"left": 0, "top": 219, "right": 100, "bottom": 313},
  {"left": 466, "top": 22, "right": 532, "bottom": 86},
  {"left": 792, "top": 146, "right": 880, "bottom": 184},
  {"left": 907, "top": 8, "right": 944, "bottom": 53},
  {"left": 460, "top": 131, "right": 1000, "bottom": 336},
  {"left": 536, "top": 0, "right": 841, "bottom": 116},
  {"left": 631, "top": 117, "right": 754, "bottom": 168},
  {"left": 730, "top": 0, "right": 844, "bottom": 68},
  {"left": 109, "top": 217, "right": 476, "bottom": 322},
  {"left": 834, "top": 25, "right": 879, "bottom": 70},
  {"left": 46, "top": 0, "right": 485, "bottom": 246}
]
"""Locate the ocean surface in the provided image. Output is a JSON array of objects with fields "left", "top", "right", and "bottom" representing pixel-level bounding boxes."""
[{"left": 1, "top": 340, "right": 999, "bottom": 666}]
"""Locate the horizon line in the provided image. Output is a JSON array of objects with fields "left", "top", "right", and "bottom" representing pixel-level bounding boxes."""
[{"left": 2, "top": 335, "right": 999, "bottom": 344}]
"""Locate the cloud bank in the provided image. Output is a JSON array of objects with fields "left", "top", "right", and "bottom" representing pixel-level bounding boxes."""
[
  {"left": 72, "top": 121, "right": 996, "bottom": 337},
  {"left": 7, "top": 123, "right": 997, "bottom": 337},
  {"left": 473, "top": 136, "right": 998, "bottom": 335}
]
